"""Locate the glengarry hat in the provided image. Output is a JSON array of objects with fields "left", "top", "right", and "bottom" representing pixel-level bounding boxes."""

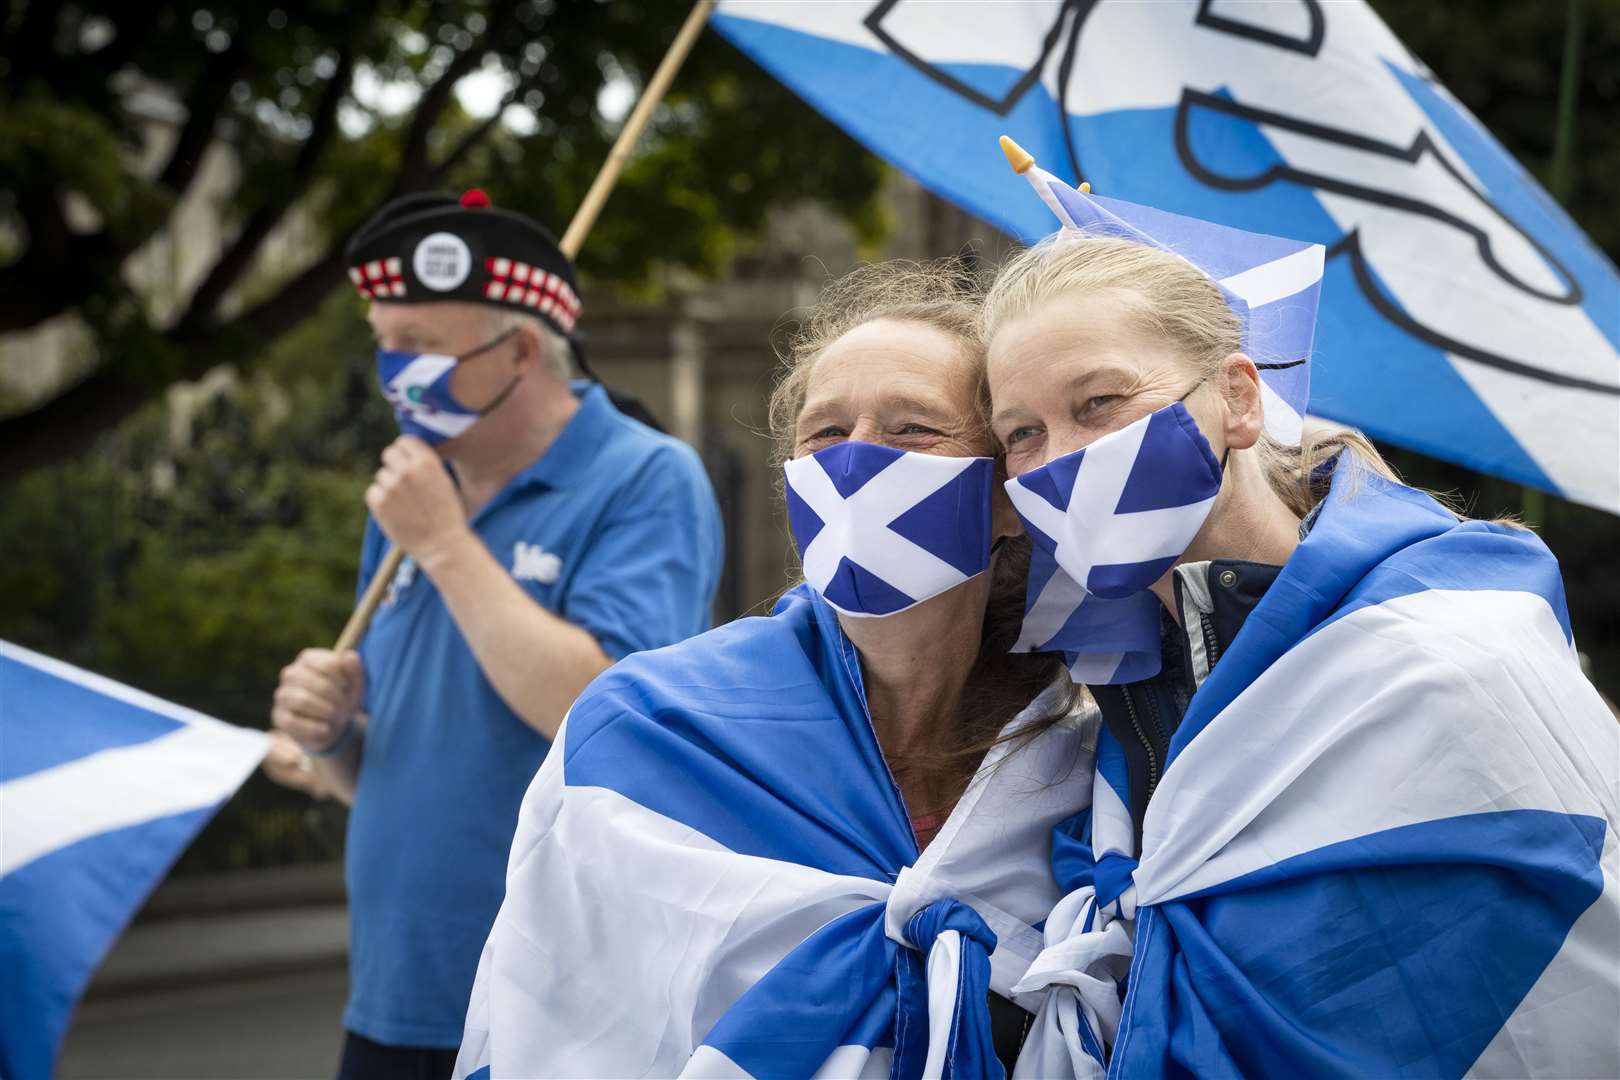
[{"left": 343, "top": 189, "right": 583, "bottom": 342}]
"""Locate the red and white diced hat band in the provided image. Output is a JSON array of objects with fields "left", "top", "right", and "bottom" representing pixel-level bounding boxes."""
[{"left": 342, "top": 188, "right": 583, "bottom": 340}]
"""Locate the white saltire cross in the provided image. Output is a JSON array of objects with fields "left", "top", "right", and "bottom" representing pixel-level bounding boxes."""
[
  {"left": 1008, "top": 418, "right": 1216, "bottom": 650},
  {"left": 787, "top": 453, "right": 978, "bottom": 610}
]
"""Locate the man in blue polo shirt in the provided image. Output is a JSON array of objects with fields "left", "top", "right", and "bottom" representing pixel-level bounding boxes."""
[{"left": 266, "top": 189, "right": 722, "bottom": 1079}]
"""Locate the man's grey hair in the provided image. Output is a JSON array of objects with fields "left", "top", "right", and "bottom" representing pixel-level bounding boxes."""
[{"left": 486, "top": 308, "right": 572, "bottom": 380}]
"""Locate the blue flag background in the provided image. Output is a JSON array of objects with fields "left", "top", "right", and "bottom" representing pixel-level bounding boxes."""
[{"left": 713, "top": 0, "right": 1620, "bottom": 512}]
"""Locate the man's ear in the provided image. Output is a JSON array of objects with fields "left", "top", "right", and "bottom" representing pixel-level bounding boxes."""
[
  {"left": 1221, "top": 353, "right": 1265, "bottom": 452},
  {"left": 511, "top": 321, "right": 545, "bottom": 374}
]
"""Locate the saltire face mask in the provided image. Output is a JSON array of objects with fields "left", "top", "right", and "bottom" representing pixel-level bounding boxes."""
[
  {"left": 784, "top": 441, "right": 995, "bottom": 618},
  {"left": 375, "top": 327, "right": 519, "bottom": 445},
  {"left": 997, "top": 136, "right": 1323, "bottom": 683}
]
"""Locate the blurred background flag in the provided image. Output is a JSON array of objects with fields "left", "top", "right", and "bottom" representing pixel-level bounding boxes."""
[
  {"left": 0, "top": 642, "right": 268, "bottom": 1080},
  {"left": 712, "top": 0, "right": 1620, "bottom": 513}
]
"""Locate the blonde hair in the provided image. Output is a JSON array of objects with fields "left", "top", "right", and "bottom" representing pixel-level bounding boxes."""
[
  {"left": 768, "top": 258, "right": 988, "bottom": 469},
  {"left": 981, "top": 234, "right": 1399, "bottom": 517}
]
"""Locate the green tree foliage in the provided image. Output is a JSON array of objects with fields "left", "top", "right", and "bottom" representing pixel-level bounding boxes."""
[
  {"left": 0, "top": 290, "right": 383, "bottom": 870},
  {"left": 0, "top": 1, "right": 885, "bottom": 479}
]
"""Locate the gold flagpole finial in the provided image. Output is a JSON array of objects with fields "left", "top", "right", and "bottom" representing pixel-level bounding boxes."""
[
  {"left": 1000, "top": 134, "right": 1093, "bottom": 192},
  {"left": 998, "top": 134, "right": 1035, "bottom": 174}
]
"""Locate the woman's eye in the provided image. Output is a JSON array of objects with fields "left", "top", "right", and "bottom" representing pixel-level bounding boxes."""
[
  {"left": 897, "top": 423, "right": 940, "bottom": 436},
  {"left": 1079, "top": 394, "right": 1122, "bottom": 416},
  {"left": 1003, "top": 425, "right": 1041, "bottom": 447},
  {"left": 800, "top": 427, "right": 847, "bottom": 448}
]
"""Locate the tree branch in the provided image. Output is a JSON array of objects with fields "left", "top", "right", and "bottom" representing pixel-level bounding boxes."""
[
  {"left": 391, "top": 2, "right": 519, "bottom": 195},
  {"left": 157, "top": 35, "right": 248, "bottom": 194},
  {"left": 0, "top": 358, "right": 164, "bottom": 485},
  {"left": 3, "top": 0, "right": 59, "bottom": 85},
  {"left": 427, "top": 66, "right": 540, "bottom": 186},
  {"left": 0, "top": 21, "right": 244, "bottom": 333},
  {"left": 0, "top": 240, "right": 351, "bottom": 486},
  {"left": 171, "top": 45, "right": 356, "bottom": 338},
  {"left": 87, "top": 9, "right": 155, "bottom": 79},
  {"left": 210, "top": 244, "right": 351, "bottom": 354},
  {"left": 0, "top": 2, "right": 547, "bottom": 477},
  {"left": 0, "top": 247, "right": 110, "bottom": 329}
]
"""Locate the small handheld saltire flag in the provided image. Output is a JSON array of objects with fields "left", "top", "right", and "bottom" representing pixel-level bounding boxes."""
[
  {"left": 712, "top": 0, "right": 1620, "bottom": 512},
  {"left": 0, "top": 642, "right": 268, "bottom": 1079}
]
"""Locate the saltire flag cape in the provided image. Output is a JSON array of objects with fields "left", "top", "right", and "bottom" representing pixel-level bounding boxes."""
[
  {"left": 1020, "top": 459, "right": 1619, "bottom": 1078},
  {"left": 0, "top": 642, "right": 269, "bottom": 1079},
  {"left": 456, "top": 585, "right": 1099, "bottom": 1079},
  {"left": 712, "top": 0, "right": 1620, "bottom": 512}
]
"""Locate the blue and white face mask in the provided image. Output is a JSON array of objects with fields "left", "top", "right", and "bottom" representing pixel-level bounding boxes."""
[
  {"left": 784, "top": 441, "right": 995, "bottom": 618},
  {"left": 375, "top": 328, "right": 519, "bottom": 445},
  {"left": 1005, "top": 401, "right": 1223, "bottom": 602}
]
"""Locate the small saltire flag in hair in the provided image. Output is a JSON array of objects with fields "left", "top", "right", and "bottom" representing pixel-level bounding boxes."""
[{"left": 1004, "top": 136, "right": 1325, "bottom": 446}]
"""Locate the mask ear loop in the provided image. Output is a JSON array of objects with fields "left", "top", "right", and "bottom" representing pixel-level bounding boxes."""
[
  {"left": 455, "top": 325, "right": 519, "bottom": 363},
  {"left": 1174, "top": 374, "right": 1210, "bottom": 404},
  {"left": 1175, "top": 372, "right": 1230, "bottom": 474},
  {"left": 475, "top": 371, "right": 524, "bottom": 417},
  {"left": 456, "top": 326, "right": 523, "bottom": 416}
]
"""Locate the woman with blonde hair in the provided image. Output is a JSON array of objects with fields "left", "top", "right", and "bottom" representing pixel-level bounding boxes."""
[
  {"left": 456, "top": 260, "right": 1093, "bottom": 1079},
  {"left": 981, "top": 166, "right": 1618, "bottom": 1078}
]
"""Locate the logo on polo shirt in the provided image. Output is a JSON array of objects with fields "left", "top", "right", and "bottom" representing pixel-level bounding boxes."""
[
  {"left": 383, "top": 555, "right": 418, "bottom": 607},
  {"left": 512, "top": 542, "right": 562, "bottom": 585}
]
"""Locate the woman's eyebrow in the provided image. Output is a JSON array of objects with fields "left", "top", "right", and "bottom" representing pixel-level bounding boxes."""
[
  {"left": 795, "top": 402, "right": 844, "bottom": 432},
  {"left": 991, "top": 364, "right": 1137, "bottom": 427},
  {"left": 1069, "top": 363, "right": 1137, "bottom": 393},
  {"left": 798, "top": 394, "right": 960, "bottom": 428},
  {"left": 882, "top": 393, "right": 959, "bottom": 421},
  {"left": 990, "top": 404, "right": 1034, "bottom": 429}
]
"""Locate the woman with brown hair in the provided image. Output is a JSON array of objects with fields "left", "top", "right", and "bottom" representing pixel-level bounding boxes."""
[
  {"left": 981, "top": 176, "right": 1618, "bottom": 1078},
  {"left": 455, "top": 260, "right": 1092, "bottom": 1080}
]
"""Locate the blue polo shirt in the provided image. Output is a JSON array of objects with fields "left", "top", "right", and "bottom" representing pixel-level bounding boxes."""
[{"left": 343, "top": 383, "right": 723, "bottom": 1047}]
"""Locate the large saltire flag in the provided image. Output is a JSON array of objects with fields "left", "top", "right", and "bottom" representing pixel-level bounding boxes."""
[
  {"left": 0, "top": 642, "right": 269, "bottom": 1079},
  {"left": 712, "top": 0, "right": 1620, "bottom": 512}
]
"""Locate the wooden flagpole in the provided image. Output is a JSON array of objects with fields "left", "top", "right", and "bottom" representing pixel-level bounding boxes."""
[{"left": 333, "top": 0, "right": 716, "bottom": 653}]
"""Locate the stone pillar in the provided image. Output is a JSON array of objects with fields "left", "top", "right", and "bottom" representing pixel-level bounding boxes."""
[{"left": 669, "top": 313, "right": 705, "bottom": 449}]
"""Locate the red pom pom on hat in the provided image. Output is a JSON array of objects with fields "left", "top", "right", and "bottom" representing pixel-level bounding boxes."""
[{"left": 460, "top": 188, "right": 491, "bottom": 209}]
